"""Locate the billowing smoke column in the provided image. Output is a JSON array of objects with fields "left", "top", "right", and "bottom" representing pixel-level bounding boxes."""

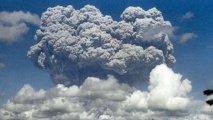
[{"left": 28, "top": 5, "right": 175, "bottom": 86}]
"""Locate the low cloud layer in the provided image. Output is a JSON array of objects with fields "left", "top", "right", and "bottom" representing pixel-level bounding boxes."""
[
  {"left": 1, "top": 64, "right": 212, "bottom": 119},
  {"left": 0, "top": 11, "right": 40, "bottom": 42},
  {"left": 28, "top": 5, "right": 175, "bottom": 86}
]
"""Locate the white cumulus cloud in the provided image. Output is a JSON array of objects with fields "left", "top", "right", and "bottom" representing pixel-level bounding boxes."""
[
  {"left": 0, "top": 11, "right": 40, "bottom": 42},
  {"left": 0, "top": 64, "right": 211, "bottom": 119}
]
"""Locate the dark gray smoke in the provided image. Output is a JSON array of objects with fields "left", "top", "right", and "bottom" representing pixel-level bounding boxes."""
[{"left": 28, "top": 5, "right": 175, "bottom": 86}]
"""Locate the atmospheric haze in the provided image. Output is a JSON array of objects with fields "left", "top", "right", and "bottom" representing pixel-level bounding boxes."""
[{"left": 0, "top": 5, "right": 213, "bottom": 120}]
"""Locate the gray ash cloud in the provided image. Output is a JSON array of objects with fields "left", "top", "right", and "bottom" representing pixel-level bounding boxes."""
[{"left": 28, "top": 5, "right": 175, "bottom": 86}]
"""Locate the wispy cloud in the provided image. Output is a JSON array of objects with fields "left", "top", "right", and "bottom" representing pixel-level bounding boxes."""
[
  {"left": 179, "top": 33, "right": 197, "bottom": 43},
  {"left": 0, "top": 93, "right": 6, "bottom": 98},
  {"left": 0, "top": 63, "right": 6, "bottom": 70},
  {"left": 0, "top": 54, "right": 5, "bottom": 58},
  {"left": 182, "top": 12, "right": 194, "bottom": 19},
  {"left": 207, "top": 46, "right": 213, "bottom": 49},
  {"left": 0, "top": 11, "right": 40, "bottom": 42},
  {"left": 0, "top": 54, "right": 6, "bottom": 70}
]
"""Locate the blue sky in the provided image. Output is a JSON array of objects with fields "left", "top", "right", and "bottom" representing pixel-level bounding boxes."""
[{"left": 0, "top": 0, "right": 213, "bottom": 104}]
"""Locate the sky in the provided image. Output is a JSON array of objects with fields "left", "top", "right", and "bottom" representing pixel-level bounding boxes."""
[{"left": 0, "top": 0, "right": 213, "bottom": 119}]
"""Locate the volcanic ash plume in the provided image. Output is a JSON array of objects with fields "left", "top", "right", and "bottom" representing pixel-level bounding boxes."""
[{"left": 28, "top": 5, "right": 175, "bottom": 86}]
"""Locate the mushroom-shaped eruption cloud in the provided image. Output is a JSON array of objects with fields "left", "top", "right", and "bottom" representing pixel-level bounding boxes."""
[{"left": 28, "top": 5, "right": 175, "bottom": 86}]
